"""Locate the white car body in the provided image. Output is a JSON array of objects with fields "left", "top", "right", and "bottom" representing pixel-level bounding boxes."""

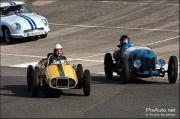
[{"left": 0, "top": 1, "right": 50, "bottom": 39}]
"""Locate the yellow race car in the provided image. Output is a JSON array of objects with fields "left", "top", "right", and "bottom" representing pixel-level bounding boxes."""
[{"left": 27, "top": 57, "right": 91, "bottom": 97}]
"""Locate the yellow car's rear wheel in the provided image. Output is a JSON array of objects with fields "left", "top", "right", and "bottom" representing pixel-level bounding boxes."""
[
  {"left": 27, "top": 65, "right": 33, "bottom": 91},
  {"left": 31, "top": 69, "right": 39, "bottom": 97}
]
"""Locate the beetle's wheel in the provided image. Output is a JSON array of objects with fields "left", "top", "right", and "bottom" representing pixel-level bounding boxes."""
[
  {"left": 83, "top": 70, "right": 91, "bottom": 96},
  {"left": 4, "top": 28, "right": 13, "bottom": 44},
  {"left": 31, "top": 69, "right": 39, "bottom": 97},
  {"left": 76, "top": 64, "right": 83, "bottom": 88},
  {"left": 27, "top": 65, "right": 33, "bottom": 91},
  {"left": 104, "top": 53, "right": 113, "bottom": 80},
  {"left": 168, "top": 56, "right": 178, "bottom": 84}
]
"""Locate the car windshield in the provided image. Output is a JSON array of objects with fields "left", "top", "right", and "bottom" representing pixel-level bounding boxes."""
[{"left": 0, "top": 4, "right": 34, "bottom": 16}]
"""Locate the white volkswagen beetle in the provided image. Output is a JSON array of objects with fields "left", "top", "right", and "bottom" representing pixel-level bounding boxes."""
[{"left": 0, "top": 1, "right": 50, "bottom": 44}]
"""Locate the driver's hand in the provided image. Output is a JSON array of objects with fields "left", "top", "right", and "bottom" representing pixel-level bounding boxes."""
[
  {"left": 72, "top": 64, "right": 77, "bottom": 69},
  {"left": 114, "top": 47, "right": 120, "bottom": 51}
]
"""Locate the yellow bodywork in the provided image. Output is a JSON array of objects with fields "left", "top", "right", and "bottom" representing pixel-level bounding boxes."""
[
  {"left": 46, "top": 65, "right": 59, "bottom": 79},
  {"left": 45, "top": 64, "right": 78, "bottom": 86}
]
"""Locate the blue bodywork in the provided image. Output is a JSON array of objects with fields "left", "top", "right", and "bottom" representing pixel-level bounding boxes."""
[{"left": 118, "top": 42, "right": 164, "bottom": 77}]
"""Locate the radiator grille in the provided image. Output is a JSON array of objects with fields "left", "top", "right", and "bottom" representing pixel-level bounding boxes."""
[
  {"left": 50, "top": 78, "right": 76, "bottom": 88},
  {"left": 145, "top": 58, "right": 155, "bottom": 70},
  {"left": 140, "top": 58, "right": 156, "bottom": 72},
  {"left": 57, "top": 78, "right": 68, "bottom": 87}
]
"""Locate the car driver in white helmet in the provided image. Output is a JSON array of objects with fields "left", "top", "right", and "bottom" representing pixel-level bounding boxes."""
[{"left": 48, "top": 44, "right": 67, "bottom": 65}]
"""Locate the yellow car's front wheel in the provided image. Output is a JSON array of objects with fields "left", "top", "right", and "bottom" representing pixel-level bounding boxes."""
[
  {"left": 83, "top": 70, "right": 91, "bottom": 96},
  {"left": 76, "top": 64, "right": 83, "bottom": 88}
]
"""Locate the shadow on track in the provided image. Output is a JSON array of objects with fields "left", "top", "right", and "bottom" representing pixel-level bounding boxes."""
[
  {"left": 0, "top": 76, "right": 84, "bottom": 98},
  {"left": 0, "top": 85, "right": 63, "bottom": 98},
  {"left": 0, "top": 37, "right": 39, "bottom": 46},
  {"left": 0, "top": 73, "right": 169, "bottom": 98},
  {"left": 0, "top": 85, "right": 84, "bottom": 98},
  {"left": 91, "top": 73, "right": 169, "bottom": 85}
]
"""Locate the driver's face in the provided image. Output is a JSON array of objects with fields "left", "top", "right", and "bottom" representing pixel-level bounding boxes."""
[
  {"left": 122, "top": 38, "right": 128, "bottom": 44},
  {"left": 16, "top": 8, "right": 23, "bottom": 13},
  {"left": 55, "top": 49, "right": 63, "bottom": 56},
  {"left": 20, "top": 8, "right": 23, "bottom": 12}
]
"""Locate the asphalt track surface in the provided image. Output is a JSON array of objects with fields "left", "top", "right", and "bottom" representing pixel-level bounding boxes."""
[{"left": 0, "top": 0, "right": 179, "bottom": 118}]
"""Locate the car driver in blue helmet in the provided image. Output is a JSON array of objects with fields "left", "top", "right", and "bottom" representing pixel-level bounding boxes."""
[{"left": 113, "top": 34, "right": 130, "bottom": 60}]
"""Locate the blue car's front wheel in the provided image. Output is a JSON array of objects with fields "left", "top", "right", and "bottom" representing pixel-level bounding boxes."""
[
  {"left": 121, "top": 58, "right": 129, "bottom": 84},
  {"left": 168, "top": 56, "right": 178, "bottom": 84}
]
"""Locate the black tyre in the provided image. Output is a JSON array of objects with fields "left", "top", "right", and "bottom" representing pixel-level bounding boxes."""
[
  {"left": 83, "top": 70, "right": 91, "bottom": 96},
  {"left": 31, "top": 69, "right": 39, "bottom": 97},
  {"left": 3, "top": 27, "right": 14, "bottom": 44},
  {"left": 27, "top": 65, "right": 33, "bottom": 91},
  {"left": 104, "top": 53, "right": 113, "bottom": 80},
  {"left": 121, "top": 58, "right": 129, "bottom": 84},
  {"left": 76, "top": 64, "right": 83, "bottom": 88},
  {"left": 168, "top": 56, "right": 178, "bottom": 84},
  {"left": 40, "top": 34, "right": 47, "bottom": 39}
]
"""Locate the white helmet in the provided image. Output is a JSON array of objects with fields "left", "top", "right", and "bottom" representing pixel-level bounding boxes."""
[{"left": 55, "top": 43, "right": 62, "bottom": 49}]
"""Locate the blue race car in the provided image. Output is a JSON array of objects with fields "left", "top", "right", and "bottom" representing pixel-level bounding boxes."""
[{"left": 104, "top": 42, "right": 178, "bottom": 84}]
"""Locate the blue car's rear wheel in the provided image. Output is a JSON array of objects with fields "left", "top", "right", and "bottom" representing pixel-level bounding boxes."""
[
  {"left": 104, "top": 53, "right": 113, "bottom": 80},
  {"left": 168, "top": 56, "right": 178, "bottom": 84},
  {"left": 121, "top": 58, "right": 129, "bottom": 84}
]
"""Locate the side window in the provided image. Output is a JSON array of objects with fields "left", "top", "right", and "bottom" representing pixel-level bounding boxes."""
[{"left": 22, "top": 4, "right": 35, "bottom": 13}]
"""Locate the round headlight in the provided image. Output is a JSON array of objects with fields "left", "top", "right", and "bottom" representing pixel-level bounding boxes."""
[
  {"left": 11, "top": 23, "right": 21, "bottom": 30},
  {"left": 41, "top": 19, "right": 48, "bottom": 26},
  {"left": 133, "top": 59, "right": 142, "bottom": 69}
]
